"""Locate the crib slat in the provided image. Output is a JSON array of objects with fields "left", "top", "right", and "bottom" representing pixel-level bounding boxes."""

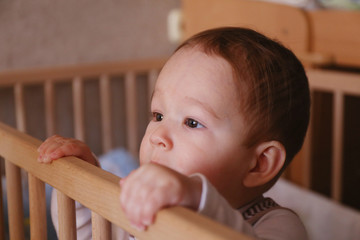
[
  {"left": 100, "top": 75, "right": 112, "bottom": 153},
  {"left": 92, "top": 212, "right": 111, "bottom": 240},
  {"left": 28, "top": 173, "right": 47, "bottom": 240},
  {"left": 14, "top": 83, "right": 26, "bottom": 132},
  {"left": 73, "top": 77, "right": 85, "bottom": 141},
  {"left": 5, "top": 160, "right": 25, "bottom": 240},
  {"left": 125, "top": 72, "right": 138, "bottom": 157},
  {"left": 44, "top": 80, "right": 56, "bottom": 137},
  {"left": 332, "top": 91, "right": 344, "bottom": 202},
  {"left": 57, "top": 190, "right": 76, "bottom": 240},
  {"left": 300, "top": 89, "right": 315, "bottom": 188}
]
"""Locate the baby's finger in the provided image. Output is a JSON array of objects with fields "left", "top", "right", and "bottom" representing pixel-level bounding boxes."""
[
  {"left": 41, "top": 142, "right": 78, "bottom": 163},
  {"left": 119, "top": 170, "right": 161, "bottom": 230},
  {"left": 130, "top": 222, "right": 146, "bottom": 232},
  {"left": 38, "top": 135, "right": 70, "bottom": 163},
  {"left": 38, "top": 144, "right": 63, "bottom": 163},
  {"left": 38, "top": 147, "right": 60, "bottom": 163},
  {"left": 126, "top": 192, "right": 160, "bottom": 231},
  {"left": 125, "top": 198, "right": 149, "bottom": 232},
  {"left": 37, "top": 135, "right": 62, "bottom": 155}
]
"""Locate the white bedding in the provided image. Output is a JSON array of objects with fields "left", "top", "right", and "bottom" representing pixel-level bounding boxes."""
[{"left": 266, "top": 178, "right": 360, "bottom": 240}]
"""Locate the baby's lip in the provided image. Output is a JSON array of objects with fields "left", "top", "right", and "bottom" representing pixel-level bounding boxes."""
[
  {"left": 148, "top": 157, "right": 168, "bottom": 167},
  {"left": 148, "top": 152, "right": 162, "bottom": 164},
  {"left": 149, "top": 159, "right": 160, "bottom": 164}
]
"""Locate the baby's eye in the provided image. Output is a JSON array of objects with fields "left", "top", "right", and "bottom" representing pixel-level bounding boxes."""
[
  {"left": 152, "top": 112, "right": 163, "bottom": 122},
  {"left": 185, "top": 118, "right": 205, "bottom": 129}
]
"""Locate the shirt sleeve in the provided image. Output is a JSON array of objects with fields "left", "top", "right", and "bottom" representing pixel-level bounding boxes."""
[{"left": 191, "top": 173, "right": 308, "bottom": 240}]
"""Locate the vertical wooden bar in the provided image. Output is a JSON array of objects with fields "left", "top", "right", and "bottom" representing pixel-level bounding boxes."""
[
  {"left": 44, "top": 80, "right": 56, "bottom": 137},
  {"left": 332, "top": 91, "right": 344, "bottom": 201},
  {"left": 0, "top": 159, "right": 5, "bottom": 240},
  {"left": 100, "top": 75, "right": 112, "bottom": 153},
  {"left": 14, "top": 83, "right": 26, "bottom": 132},
  {"left": 5, "top": 159, "right": 25, "bottom": 240},
  {"left": 73, "top": 77, "right": 85, "bottom": 141},
  {"left": 57, "top": 191, "right": 76, "bottom": 240},
  {"left": 12, "top": 83, "right": 26, "bottom": 239},
  {"left": 125, "top": 72, "right": 138, "bottom": 157},
  {"left": 28, "top": 173, "right": 47, "bottom": 240},
  {"left": 92, "top": 212, "right": 111, "bottom": 240},
  {"left": 302, "top": 90, "right": 314, "bottom": 188}
]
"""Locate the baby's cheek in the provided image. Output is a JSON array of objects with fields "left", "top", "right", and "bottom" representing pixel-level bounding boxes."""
[
  {"left": 138, "top": 152, "right": 147, "bottom": 166},
  {"left": 139, "top": 143, "right": 150, "bottom": 166}
]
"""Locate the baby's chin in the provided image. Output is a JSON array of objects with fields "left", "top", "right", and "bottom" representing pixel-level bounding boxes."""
[
  {"left": 138, "top": 157, "right": 148, "bottom": 165},
  {"left": 138, "top": 154, "right": 155, "bottom": 166},
  {"left": 138, "top": 148, "right": 148, "bottom": 165}
]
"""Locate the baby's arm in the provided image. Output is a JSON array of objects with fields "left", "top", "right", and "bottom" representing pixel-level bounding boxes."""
[
  {"left": 39, "top": 135, "right": 108, "bottom": 240},
  {"left": 122, "top": 166, "right": 307, "bottom": 240},
  {"left": 119, "top": 163, "right": 202, "bottom": 231},
  {"left": 37, "top": 135, "right": 97, "bottom": 166}
]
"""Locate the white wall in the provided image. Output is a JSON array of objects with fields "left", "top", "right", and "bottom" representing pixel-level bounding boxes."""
[{"left": 0, "top": 0, "right": 180, "bottom": 71}]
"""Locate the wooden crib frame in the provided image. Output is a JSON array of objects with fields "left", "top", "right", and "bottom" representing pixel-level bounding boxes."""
[
  {"left": 0, "top": 59, "right": 254, "bottom": 239},
  {"left": 1, "top": 58, "right": 359, "bottom": 240},
  {"left": 1, "top": 0, "right": 360, "bottom": 237}
]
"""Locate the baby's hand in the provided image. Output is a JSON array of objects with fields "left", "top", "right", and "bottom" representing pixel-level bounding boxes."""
[
  {"left": 119, "top": 163, "right": 202, "bottom": 231},
  {"left": 37, "top": 135, "right": 97, "bottom": 166}
]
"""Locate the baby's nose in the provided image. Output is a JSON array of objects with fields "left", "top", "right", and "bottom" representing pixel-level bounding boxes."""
[{"left": 149, "top": 125, "right": 173, "bottom": 151}]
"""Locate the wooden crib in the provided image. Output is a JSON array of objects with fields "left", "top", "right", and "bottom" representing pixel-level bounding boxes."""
[
  {"left": 1, "top": 0, "right": 360, "bottom": 239},
  {"left": 1, "top": 56, "right": 359, "bottom": 240},
  {"left": 0, "top": 59, "right": 255, "bottom": 240}
]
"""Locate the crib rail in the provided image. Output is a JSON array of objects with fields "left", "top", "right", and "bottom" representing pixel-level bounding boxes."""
[
  {"left": 0, "top": 59, "right": 165, "bottom": 158},
  {"left": 0, "top": 60, "right": 165, "bottom": 86},
  {"left": 0, "top": 122, "right": 253, "bottom": 240}
]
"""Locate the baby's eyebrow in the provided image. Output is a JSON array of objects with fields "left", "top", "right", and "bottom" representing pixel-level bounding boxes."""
[{"left": 185, "top": 96, "right": 220, "bottom": 120}]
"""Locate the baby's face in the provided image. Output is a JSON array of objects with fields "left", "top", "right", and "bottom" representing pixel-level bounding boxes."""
[{"left": 139, "top": 48, "right": 255, "bottom": 200}]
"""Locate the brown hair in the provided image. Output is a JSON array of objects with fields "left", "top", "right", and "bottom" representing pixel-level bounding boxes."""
[{"left": 177, "top": 27, "right": 310, "bottom": 168}]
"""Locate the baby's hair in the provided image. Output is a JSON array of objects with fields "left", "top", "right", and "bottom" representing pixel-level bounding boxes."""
[{"left": 177, "top": 27, "right": 310, "bottom": 170}]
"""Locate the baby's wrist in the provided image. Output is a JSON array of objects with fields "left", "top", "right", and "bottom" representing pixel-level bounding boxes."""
[{"left": 186, "top": 175, "right": 202, "bottom": 210}]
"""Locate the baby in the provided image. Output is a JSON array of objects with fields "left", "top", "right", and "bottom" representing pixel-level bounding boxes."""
[{"left": 38, "top": 27, "right": 310, "bottom": 239}]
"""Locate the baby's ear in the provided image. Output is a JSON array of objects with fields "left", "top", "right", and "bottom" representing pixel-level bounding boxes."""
[{"left": 243, "top": 141, "right": 286, "bottom": 188}]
